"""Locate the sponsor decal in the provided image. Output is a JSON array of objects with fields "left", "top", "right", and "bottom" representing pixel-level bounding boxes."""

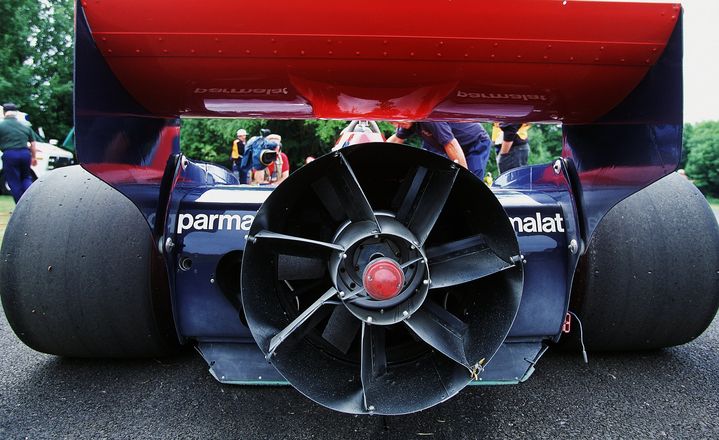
[
  {"left": 176, "top": 212, "right": 563, "bottom": 235},
  {"left": 193, "top": 87, "right": 289, "bottom": 96},
  {"left": 456, "top": 90, "right": 548, "bottom": 102},
  {"left": 510, "top": 213, "right": 565, "bottom": 234},
  {"left": 177, "top": 213, "right": 255, "bottom": 234}
]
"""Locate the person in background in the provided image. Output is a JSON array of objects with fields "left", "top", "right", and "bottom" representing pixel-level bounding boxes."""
[
  {"left": 264, "top": 134, "right": 290, "bottom": 185},
  {"left": 230, "top": 128, "right": 247, "bottom": 178},
  {"left": 386, "top": 121, "right": 491, "bottom": 179},
  {"left": 484, "top": 171, "right": 493, "bottom": 186},
  {"left": 0, "top": 103, "right": 37, "bottom": 202},
  {"left": 492, "top": 122, "right": 531, "bottom": 174}
]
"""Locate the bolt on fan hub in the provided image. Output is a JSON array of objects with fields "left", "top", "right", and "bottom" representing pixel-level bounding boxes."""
[{"left": 332, "top": 216, "right": 430, "bottom": 326}]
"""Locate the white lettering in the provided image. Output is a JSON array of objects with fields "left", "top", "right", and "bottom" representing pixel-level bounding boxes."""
[
  {"left": 555, "top": 213, "right": 565, "bottom": 232},
  {"left": 241, "top": 215, "right": 254, "bottom": 230},
  {"left": 177, "top": 213, "right": 194, "bottom": 234},
  {"left": 523, "top": 217, "right": 537, "bottom": 233},
  {"left": 542, "top": 216, "right": 557, "bottom": 233},
  {"left": 456, "top": 90, "right": 548, "bottom": 102},
  {"left": 510, "top": 217, "right": 524, "bottom": 233},
  {"left": 218, "top": 214, "right": 242, "bottom": 230},
  {"left": 208, "top": 214, "right": 219, "bottom": 230},
  {"left": 193, "top": 214, "right": 209, "bottom": 230},
  {"left": 176, "top": 213, "right": 256, "bottom": 234},
  {"left": 509, "top": 213, "right": 566, "bottom": 234},
  {"left": 193, "top": 87, "right": 290, "bottom": 96}
]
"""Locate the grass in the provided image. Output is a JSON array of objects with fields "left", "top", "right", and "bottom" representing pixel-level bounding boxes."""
[
  {"left": 707, "top": 195, "right": 719, "bottom": 211},
  {"left": 0, "top": 195, "right": 14, "bottom": 213}
]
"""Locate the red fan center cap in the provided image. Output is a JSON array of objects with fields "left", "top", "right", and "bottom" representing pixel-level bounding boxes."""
[{"left": 362, "top": 258, "right": 404, "bottom": 301}]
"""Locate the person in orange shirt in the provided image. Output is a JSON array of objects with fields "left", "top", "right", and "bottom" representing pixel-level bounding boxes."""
[{"left": 230, "top": 128, "right": 247, "bottom": 178}]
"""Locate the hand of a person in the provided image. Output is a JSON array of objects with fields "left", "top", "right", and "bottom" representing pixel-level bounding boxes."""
[
  {"left": 31, "top": 157, "right": 37, "bottom": 167},
  {"left": 499, "top": 140, "right": 513, "bottom": 155}
]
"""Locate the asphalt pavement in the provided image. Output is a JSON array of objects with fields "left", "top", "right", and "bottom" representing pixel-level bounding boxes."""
[{"left": 1, "top": 303, "right": 718, "bottom": 439}]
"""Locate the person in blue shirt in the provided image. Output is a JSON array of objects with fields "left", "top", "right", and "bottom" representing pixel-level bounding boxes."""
[{"left": 387, "top": 122, "right": 491, "bottom": 178}]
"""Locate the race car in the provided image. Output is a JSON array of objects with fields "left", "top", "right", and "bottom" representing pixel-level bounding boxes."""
[{"left": 1, "top": 0, "right": 718, "bottom": 416}]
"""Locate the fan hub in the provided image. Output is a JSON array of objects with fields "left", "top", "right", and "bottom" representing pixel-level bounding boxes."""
[{"left": 362, "top": 258, "right": 404, "bottom": 300}]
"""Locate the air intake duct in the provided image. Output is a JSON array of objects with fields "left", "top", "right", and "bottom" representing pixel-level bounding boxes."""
[{"left": 241, "top": 143, "right": 523, "bottom": 415}]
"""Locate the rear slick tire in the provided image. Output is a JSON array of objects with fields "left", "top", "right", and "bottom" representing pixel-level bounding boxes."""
[
  {"left": 0, "top": 166, "right": 179, "bottom": 358},
  {"left": 569, "top": 172, "right": 719, "bottom": 351}
]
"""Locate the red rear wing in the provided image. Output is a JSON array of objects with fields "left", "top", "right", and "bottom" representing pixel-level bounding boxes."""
[{"left": 81, "top": 0, "right": 680, "bottom": 122}]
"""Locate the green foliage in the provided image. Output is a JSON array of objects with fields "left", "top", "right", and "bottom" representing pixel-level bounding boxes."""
[
  {"left": 182, "top": 119, "right": 400, "bottom": 170},
  {"left": 0, "top": 0, "right": 73, "bottom": 141},
  {"left": 681, "top": 123, "right": 694, "bottom": 168},
  {"left": 181, "top": 119, "right": 266, "bottom": 167},
  {"left": 685, "top": 121, "right": 719, "bottom": 197},
  {"left": 180, "top": 119, "right": 566, "bottom": 181},
  {"left": 527, "top": 124, "right": 563, "bottom": 164},
  {"left": 483, "top": 123, "right": 563, "bottom": 179}
]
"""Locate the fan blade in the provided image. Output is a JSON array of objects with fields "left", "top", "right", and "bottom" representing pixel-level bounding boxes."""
[
  {"left": 360, "top": 323, "right": 387, "bottom": 411},
  {"left": 277, "top": 254, "right": 326, "bottom": 280},
  {"left": 427, "top": 235, "right": 515, "bottom": 289},
  {"left": 404, "top": 300, "right": 471, "bottom": 368},
  {"left": 322, "top": 306, "right": 361, "bottom": 354},
  {"left": 252, "top": 229, "right": 344, "bottom": 252},
  {"left": 311, "top": 152, "right": 379, "bottom": 228},
  {"left": 267, "top": 287, "right": 338, "bottom": 357},
  {"left": 394, "top": 165, "right": 458, "bottom": 246}
]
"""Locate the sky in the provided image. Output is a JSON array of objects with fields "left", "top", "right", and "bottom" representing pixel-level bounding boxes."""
[{"left": 681, "top": 0, "right": 719, "bottom": 123}]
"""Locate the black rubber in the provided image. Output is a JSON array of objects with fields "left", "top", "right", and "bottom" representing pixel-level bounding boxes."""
[
  {"left": 569, "top": 172, "right": 719, "bottom": 351},
  {"left": 0, "top": 165, "right": 179, "bottom": 358}
]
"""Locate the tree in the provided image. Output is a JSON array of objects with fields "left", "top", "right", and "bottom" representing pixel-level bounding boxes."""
[
  {"left": 180, "top": 119, "right": 568, "bottom": 179},
  {"left": 0, "top": 0, "right": 73, "bottom": 141},
  {"left": 685, "top": 121, "right": 719, "bottom": 197},
  {"left": 180, "top": 119, "right": 398, "bottom": 170},
  {"left": 482, "top": 123, "right": 563, "bottom": 178},
  {"left": 181, "top": 119, "right": 267, "bottom": 168},
  {"left": 681, "top": 123, "right": 694, "bottom": 169},
  {"left": 0, "top": 1, "right": 40, "bottom": 117},
  {"left": 528, "top": 124, "right": 563, "bottom": 165}
]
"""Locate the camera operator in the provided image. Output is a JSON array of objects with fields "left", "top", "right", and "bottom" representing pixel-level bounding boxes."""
[
  {"left": 239, "top": 128, "right": 279, "bottom": 185},
  {"left": 264, "top": 134, "right": 290, "bottom": 185}
]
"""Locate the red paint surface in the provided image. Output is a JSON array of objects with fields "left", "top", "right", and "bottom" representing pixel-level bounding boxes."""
[
  {"left": 83, "top": 1, "right": 680, "bottom": 123},
  {"left": 363, "top": 259, "right": 405, "bottom": 301}
]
